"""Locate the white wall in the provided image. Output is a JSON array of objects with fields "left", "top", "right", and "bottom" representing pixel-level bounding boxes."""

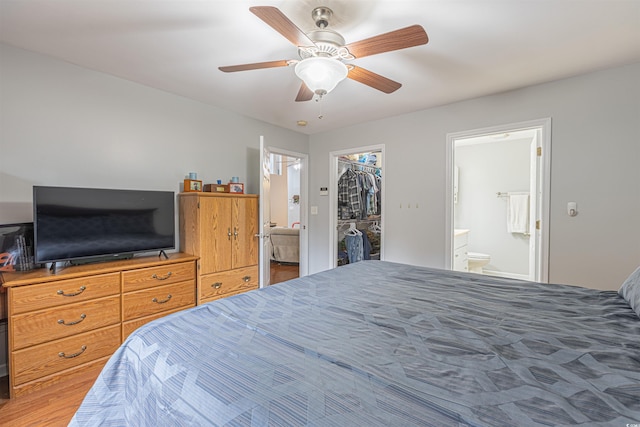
[
  {"left": 270, "top": 166, "right": 289, "bottom": 227},
  {"left": 1, "top": 43, "right": 638, "bottom": 293},
  {"left": 309, "top": 62, "right": 640, "bottom": 290},
  {"left": 0, "top": 44, "right": 310, "bottom": 369},
  {"left": 0, "top": 43, "right": 309, "bottom": 225},
  {"left": 455, "top": 139, "right": 531, "bottom": 276}
]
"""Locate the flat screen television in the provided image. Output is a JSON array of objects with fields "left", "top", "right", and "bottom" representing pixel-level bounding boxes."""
[{"left": 33, "top": 186, "right": 175, "bottom": 266}]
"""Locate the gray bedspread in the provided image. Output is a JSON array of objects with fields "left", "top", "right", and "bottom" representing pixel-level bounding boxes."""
[{"left": 70, "top": 261, "right": 640, "bottom": 426}]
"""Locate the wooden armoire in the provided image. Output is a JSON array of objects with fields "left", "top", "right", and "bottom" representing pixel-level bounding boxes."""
[{"left": 179, "top": 192, "right": 259, "bottom": 304}]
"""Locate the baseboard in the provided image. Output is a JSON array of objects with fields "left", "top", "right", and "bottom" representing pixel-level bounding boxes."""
[{"left": 482, "top": 269, "right": 530, "bottom": 281}]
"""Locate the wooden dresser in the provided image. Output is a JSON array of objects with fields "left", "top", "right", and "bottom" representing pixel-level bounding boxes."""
[
  {"left": 179, "top": 192, "right": 259, "bottom": 305},
  {"left": 0, "top": 252, "right": 197, "bottom": 398}
]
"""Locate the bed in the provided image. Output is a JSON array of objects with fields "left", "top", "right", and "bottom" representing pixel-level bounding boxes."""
[
  {"left": 270, "top": 226, "right": 299, "bottom": 263},
  {"left": 70, "top": 261, "right": 640, "bottom": 426}
]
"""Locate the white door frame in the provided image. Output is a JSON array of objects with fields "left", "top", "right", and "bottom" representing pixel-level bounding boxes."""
[
  {"left": 329, "top": 144, "right": 385, "bottom": 268},
  {"left": 268, "top": 146, "right": 310, "bottom": 277},
  {"left": 445, "top": 118, "right": 551, "bottom": 282},
  {"left": 259, "top": 137, "right": 271, "bottom": 288}
]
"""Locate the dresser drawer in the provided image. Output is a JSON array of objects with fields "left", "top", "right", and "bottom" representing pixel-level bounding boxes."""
[
  {"left": 122, "top": 306, "right": 188, "bottom": 341},
  {"left": 122, "top": 261, "right": 196, "bottom": 293},
  {"left": 9, "top": 273, "right": 120, "bottom": 315},
  {"left": 11, "top": 295, "right": 121, "bottom": 350},
  {"left": 12, "top": 324, "right": 121, "bottom": 386},
  {"left": 200, "top": 266, "right": 258, "bottom": 302},
  {"left": 123, "top": 280, "right": 195, "bottom": 321}
]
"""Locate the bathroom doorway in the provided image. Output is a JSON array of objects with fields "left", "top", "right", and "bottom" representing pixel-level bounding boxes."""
[{"left": 445, "top": 119, "right": 550, "bottom": 282}]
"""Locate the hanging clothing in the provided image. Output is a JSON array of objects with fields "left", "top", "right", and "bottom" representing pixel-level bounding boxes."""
[
  {"left": 338, "top": 169, "right": 362, "bottom": 220},
  {"left": 338, "top": 164, "right": 381, "bottom": 220},
  {"left": 361, "top": 228, "right": 372, "bottom": 260},
  {"left": 375, "top": 175, "right": 382, "bottom": 215},
  {"left": 337, "top": 155, "right": 382, "bottom": 266},
  {"left": 345, "top": 233, "right": 363, "bottom": 263}
]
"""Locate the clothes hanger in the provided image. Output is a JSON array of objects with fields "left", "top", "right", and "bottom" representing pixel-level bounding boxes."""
[
  {"left": 344, "top": 222, "right": 362, "bottom": 236},
  {"left": 368, "top": 221, "right": 381, "bottom": 233}
]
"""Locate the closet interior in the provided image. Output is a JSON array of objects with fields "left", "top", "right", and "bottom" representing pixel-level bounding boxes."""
[{"left": 336, "top": 151, "right": 383, "bottom": 266}]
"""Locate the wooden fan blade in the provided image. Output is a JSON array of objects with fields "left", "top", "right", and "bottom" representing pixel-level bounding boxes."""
[
  {"left": 219, "top": 60, "right": 290, "bottom": 73},
  {"left": 348, "top": 66, "right": 402, "bottom": 94},
  {"left": 295, "top": 82, "right": 314, "bottom": 102},
  {"left": 250, "top": 6, "right": 316, "bottom": 47},
  {"left": 345, "top": 25, "right": 428, "bottom": 59}
]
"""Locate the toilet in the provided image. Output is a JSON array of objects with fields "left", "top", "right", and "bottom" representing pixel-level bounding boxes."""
[{"left": 468, "top": 252, "right": 491, "bottom": 274}]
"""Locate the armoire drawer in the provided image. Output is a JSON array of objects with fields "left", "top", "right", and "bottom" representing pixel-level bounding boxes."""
[
  {"left": 10, "top": 295, "right": 121, "bottom": 350},
  {"left": 122, "top": 280, "right": 195, "bottom": 321},
  {"left": 9, "top": 273, "right": 120, "bottom": 315},
  {"left": 12, "top": 324, "right": 121, "bottom": 386},
  {"left": 199, "top": 266, "right": 259, "bottom": 302},
  {"left": 122, "top": 261, "right": 196, "bottom": 293}
]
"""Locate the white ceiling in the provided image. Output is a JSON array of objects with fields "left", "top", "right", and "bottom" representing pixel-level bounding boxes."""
[{"left": 1, "top": 0, "right": 639, "bottom": 135}]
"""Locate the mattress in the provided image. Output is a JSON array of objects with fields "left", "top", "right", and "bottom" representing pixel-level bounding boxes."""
[{"left": 70, "top": 261, "right": 640, "bottom": 426}]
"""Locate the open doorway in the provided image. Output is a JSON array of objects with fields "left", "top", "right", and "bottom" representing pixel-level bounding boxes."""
[
  {"left": 445, "top": 119, "right": 550, "bottom": 282},
  {"left": 330, "top": 145, "right": 385, "bottom": 268},
  {"left": 268, "top": 149, "right": 308, "bottom": 284}
]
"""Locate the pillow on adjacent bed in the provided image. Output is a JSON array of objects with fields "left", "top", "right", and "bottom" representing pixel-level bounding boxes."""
[{"left": 619, "top": 266, "right": 640, "bottom": 317}]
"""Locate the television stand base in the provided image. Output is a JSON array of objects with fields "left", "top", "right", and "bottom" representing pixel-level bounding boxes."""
[
  {"left": 49, "top": 253, "right": 136, "bottom": 273},
  {"left": 70, "top": 253, "right": 134, "bottom": 267},
  {"left": 159, "top": 250, "right": 169, "bottom": 259}
]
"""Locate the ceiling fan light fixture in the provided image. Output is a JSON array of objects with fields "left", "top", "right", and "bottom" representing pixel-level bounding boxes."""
[{"left": 294, "top": 57, "right": 348, "bottom": 96}]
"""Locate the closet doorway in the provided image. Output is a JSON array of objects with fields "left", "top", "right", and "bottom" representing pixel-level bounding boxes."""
[
  {"left": 267, "top": 148, "right": 308, "bottom": 284},
  {"left": 445, "top": 119, "right": 550, "bottom": 282},
  {"left": 330, "top": 145, "right": 385, "bottom": 268}
]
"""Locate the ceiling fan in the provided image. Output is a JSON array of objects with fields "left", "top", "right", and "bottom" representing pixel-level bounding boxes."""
[{"left": 219, "top": 6, "right": 428, "bottom": 102}]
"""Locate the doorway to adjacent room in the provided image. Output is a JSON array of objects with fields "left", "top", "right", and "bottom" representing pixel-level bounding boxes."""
[
  {"left": 330, "top": 145, "right": 385, "bottom": 268},
  {"left": 267, "top": 148, "right": 308, "bottom": 285},
  {"left": 445, "top": 119, "right": 551, "bottom": 282}
]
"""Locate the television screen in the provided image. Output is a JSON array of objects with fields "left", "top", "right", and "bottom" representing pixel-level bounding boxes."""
[{"left": 33, "top": 186, "right": 175, "bottom": 264}]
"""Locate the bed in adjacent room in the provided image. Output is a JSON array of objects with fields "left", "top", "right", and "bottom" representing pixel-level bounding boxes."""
[
  {"left": 270, "top": 226, "right": 299, "bottom": 264},
  {"left": 70, "top": 261, "right": 640, "bottom": 426}
]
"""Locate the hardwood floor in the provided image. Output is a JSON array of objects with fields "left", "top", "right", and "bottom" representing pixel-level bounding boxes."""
[
  {"left": 0, "top": 265, "right": 297, "bottom": 425},
  {"left": 270, "top": 261, "right": 299, "bottom": 285},
  {"left": 0, "top": 363, "right": 103, "bottom": 426}
]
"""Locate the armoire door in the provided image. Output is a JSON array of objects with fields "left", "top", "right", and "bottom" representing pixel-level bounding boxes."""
[
  {"left": 200, "top": 196, "right": 233, "bottom": 274},
  {"left": 232, "top": 197, "right": 259, "bottom": 269}
]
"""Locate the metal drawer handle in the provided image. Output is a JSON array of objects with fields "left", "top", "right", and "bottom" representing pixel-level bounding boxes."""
[
  {"left": 152, "top": 294, "right": 172, "bottom": 304},
  {"left": 58, "top": 313, "right": 86, "bottom": 326},
  {"left": 57, "top": 286, "right": 86, "bottom": 297},
  {"left": 242, "top": 276, "right": 251, "bottom": 282},
  {"left": 211, "top": 282, "right": 223, "bottom": 289},
  {"left": 227, "top": 228, "right": 232, "bottom": 240},
  {"left": 152, "top": 272, "right": 172, "bottom": 281},
  {"left": 59, "top": 345, "right": 87, "bottom": 359}
]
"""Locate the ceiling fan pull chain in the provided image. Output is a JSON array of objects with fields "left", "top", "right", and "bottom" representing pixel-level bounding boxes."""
[{"left": 316, "top": 94, "right": 324, "bottom": 119}]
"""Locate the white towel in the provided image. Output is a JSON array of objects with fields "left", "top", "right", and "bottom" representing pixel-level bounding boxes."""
[{"left": 507, "top": 194, "right": 529, "bottom": 233}]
